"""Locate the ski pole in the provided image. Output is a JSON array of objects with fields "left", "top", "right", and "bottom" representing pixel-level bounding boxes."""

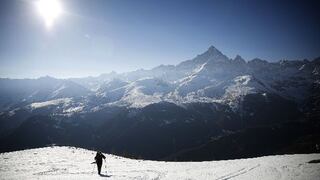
[
  {"left": 104, "top": 159, "right": 107, "bottom": 173},
  {"left": 91, "top": 161, "right": 96, "bottom": 174}
]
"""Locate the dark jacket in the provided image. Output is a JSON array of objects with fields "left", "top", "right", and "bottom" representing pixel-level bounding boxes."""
[{"left": 95, "top": 152, "right": 106, "bottom": 164}]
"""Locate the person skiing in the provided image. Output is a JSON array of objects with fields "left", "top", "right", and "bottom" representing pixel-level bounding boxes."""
[{"left": 94, "top": 151, "right": 106, "bottom": 175}]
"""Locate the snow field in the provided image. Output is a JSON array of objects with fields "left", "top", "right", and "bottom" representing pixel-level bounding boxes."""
[{"left": 0, "top": 146, "right": 319, "bottom": 180}]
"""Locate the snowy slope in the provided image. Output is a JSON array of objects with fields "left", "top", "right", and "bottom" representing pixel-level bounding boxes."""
[{"left": 0, "top": 146, "right": 319, "bottom": 180}]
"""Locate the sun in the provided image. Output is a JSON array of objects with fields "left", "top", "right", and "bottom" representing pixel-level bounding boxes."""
[{"left": 36, "top": 0, "right": 63, "bottom": 28}]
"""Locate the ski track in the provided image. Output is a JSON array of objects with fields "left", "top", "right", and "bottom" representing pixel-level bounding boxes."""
[
  {"left": 0, "top": 146, "right": 320, "bottom": 180},
  {"left": 214, "top": 164, "right": 260, "bottom": 180}
]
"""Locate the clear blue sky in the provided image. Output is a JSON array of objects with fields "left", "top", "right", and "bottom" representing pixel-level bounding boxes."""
[{"left": 0, "top": 0, "right": 319, "bottom": 78}]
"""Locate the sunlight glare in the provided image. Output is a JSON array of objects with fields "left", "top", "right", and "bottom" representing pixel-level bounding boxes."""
[{"left": 36, "top": 0, "right": 63, "bottom": 28}]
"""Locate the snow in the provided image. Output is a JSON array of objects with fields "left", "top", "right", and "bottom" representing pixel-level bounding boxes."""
[
  {"left": 8, "top": 108, "right": 20, "bottom": 117},
  {"left": 1, "top": 46, "right": 317, "bottom": 114},
  {"left": 30, "top": 98, "right": 72, "bottom": 109},
  {"left": 0, "top": 146, "right": 319, "bottom": 180},
  {"left": 299, "top": 64, "right": 305, "bottom": 71},
  {"left": 63, "top": 106, "right": 84, "bottom": 113},
  {"left": 313, "top": 67, "right": 319, "bottom": 75},
  {"left": 108, "top": 78, "right": 174, "bottom": 108},
  {"left": 118, "top": 87, "right": 163, "bottom": 108},
  {"left": 50, "top": 84, "right": 67, "bottom": 98},
  {"left": 193, "top": 62, "right": 208, "bottom": 74},
  {"left": 222, "top": 75, "right": 265, "bottom": 109}
]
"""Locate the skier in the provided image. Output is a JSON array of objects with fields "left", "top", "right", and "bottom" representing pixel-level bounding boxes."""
[{"left": 94, "top": 151, "right": 106, "bottom": 175}]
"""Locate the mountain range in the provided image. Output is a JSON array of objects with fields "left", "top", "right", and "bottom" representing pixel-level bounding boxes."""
[{"left": 0, "top": 46, "right": 319, "bottom": 160}]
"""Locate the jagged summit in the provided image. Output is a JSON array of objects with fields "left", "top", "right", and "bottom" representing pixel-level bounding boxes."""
[
  {"left": 247, "top": 58, "right": 268, "bottom": 65},
  {"left": 177, "top": 46, "right": 230, "bottom": 68},
  {"left": 197, "top": 45, "right": 229, "bottom": 62},
  {"left": 233, "top": 55, "right": 246, "bottom": 64},
  {"left": 0, "top": 45, "right": 319, "bottom": 165},
  {"left": 207, "top": 45, "right": 221, "bottom": 53}
]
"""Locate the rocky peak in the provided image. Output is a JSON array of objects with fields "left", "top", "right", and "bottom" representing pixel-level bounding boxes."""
[
  {"left": 233, "top": 55, "right": 246, "bottom": 64},
  {"left": 192, "top": 45, "right": 230, "bottom": 65}
]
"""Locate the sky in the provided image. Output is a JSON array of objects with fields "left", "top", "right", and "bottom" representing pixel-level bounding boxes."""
[{"left": 0, "top": 0, "right": 319, "bottom": 79}]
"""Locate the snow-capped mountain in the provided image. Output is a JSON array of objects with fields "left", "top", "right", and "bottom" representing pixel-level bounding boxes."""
[
  {"left": 0, "top": 46, "right": 319, "bottom": 161},
  {"left": 88, "top": 45, "right": 318, "bottom": 108},
  {"left": 0, "top": 76, "right": 90, "bottom": 111},
  {"left": 1, "top": 45, "right": 318, "bottom": 111}
]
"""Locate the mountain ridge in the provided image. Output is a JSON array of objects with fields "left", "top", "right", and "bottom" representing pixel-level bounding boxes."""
[{"left": 0, "top": 46, "right": 319, "bottom": 160}]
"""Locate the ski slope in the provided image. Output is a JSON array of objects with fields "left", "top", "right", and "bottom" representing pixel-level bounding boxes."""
[{"left": 0, "top": 146, "right": 319, "bottom": 180}]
